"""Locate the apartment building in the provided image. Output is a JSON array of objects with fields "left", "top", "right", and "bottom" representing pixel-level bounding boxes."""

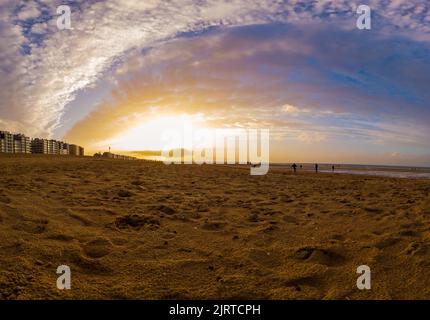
[
  {"left": 58, "top": 142, "right": 69, "bottom": 155},
  {"left": 13, "top": 134, "right": 31, "bottom": 153},
  {"left": 69, "top": 144, "right": 78, "bottom": 156},
  {"left": 31, "top": 138, "right": 49, "bottom": 154},
  {"left": 47, "top": 139, "right": 59, "bottom": 155},
  {"left": 0, "top": 131, "right": 14, "bottom": 153},
  {"left": 1, "top": 129, "right": 84, "bottom": 157}
]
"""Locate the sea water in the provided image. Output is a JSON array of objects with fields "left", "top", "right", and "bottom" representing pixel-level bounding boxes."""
[{"left": 273, "top": 163, "right": 430, "bottom": 179}]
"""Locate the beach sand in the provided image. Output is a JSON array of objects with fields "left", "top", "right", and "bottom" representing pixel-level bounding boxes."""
[{"left": 0, "top": 154, "right": 429, "bottom": 299}]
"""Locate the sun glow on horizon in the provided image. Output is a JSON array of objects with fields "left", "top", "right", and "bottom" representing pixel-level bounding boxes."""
[{"left": 94, "top": 114, "right": 207, "bottom": 152}]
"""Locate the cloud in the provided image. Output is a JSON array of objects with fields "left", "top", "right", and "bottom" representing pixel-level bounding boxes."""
[
  {"left": 0, "top": 0, "right": 287, "bottom": 137},
  {"left": 0, "top": 0, "right": 429, "bottom": 140},
  {"left": 281, "top": 104, "right": 311, "bottom": 115},
  {"left": 281, "top": 104, "right": 300, "bottom": 114},
  {"left": 297, "top": 132, "right": 327, "bottom": 144},
  {"left": 31, "top": 22, "right": 48, "bottom": 34},
  {"left": 63, "top": 22, "right": 430, "bottom": 157},
  {"left": 17, "top": 1, "right": 41, "bottom": 20}
]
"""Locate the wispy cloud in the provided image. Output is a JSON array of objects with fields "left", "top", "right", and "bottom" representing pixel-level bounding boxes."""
[
  {"left": 64, "top": 21, "right": 430, "bottom": 153},
  {"left": 0, "top": 0, "right": 285, "bottom": 136},
  {"left": 1, "top": 0, "right": 430, "bottom": 138},
  {"left": 0, "top": 0, "right": 429, "bottom": 165}
]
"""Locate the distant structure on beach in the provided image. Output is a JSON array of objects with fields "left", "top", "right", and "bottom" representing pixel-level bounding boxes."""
[
  {"left": 93, "top": 152, "right": 137, "bottom": 161},
  {"left": 0, "top": 131, "right": 30, "bottom": 153},
  {"left": 0, "top": 130, "right": 84, "bottom": 156}
]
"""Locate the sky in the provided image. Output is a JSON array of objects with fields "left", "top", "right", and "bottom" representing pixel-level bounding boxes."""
[{"left": 1, "top": 0, "right": 430, "bottom": 165}]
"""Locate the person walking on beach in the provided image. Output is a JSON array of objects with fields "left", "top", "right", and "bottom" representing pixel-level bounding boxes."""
[
  {"left": 315, "top": 163, "right": 318, "bottom": 173},
  {"left": 332, "top": 165, "right": 335, "bottom": 172},
  {"left": 292, "top": 163, "right": 297, "bottom": 173}
]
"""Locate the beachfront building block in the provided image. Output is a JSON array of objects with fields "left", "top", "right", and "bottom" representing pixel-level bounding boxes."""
[
  {"left": 1, "top": 129, "right": 84, "bottom": 157},
  {"left": 31, "top": 138, "right": 49, "bottom": 154},
  {"left": 48, "top": 139, "right": 59, "bottom": 155},
  {"left": 0, "top": 131, "right": 14, "bottom": 153},
  {"left": 13, "top": 134, "right": 31, "bottom": 153},
  {"left": 59, "top": 142, "right": 69, "bottom": 155},
  {"left": 69, "top": 144, "right": 79, "bottom": 156}
]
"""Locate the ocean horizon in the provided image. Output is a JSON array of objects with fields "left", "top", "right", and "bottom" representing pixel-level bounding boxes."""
[{"left": 271, "top": 163, "right": 430, "bottom": 179}]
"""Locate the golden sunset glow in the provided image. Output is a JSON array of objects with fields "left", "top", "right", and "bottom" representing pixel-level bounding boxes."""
[{"left": 95, "top": 114, "right": 208, "bottom": 152}]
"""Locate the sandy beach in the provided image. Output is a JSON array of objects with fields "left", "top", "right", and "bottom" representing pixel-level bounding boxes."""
[{"left": 0, "top": 154, "right": 429, "bottom": 300}]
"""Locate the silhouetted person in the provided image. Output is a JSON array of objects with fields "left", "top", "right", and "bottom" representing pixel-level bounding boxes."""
[
  {"left": 292, "top": 163, "right": 297, "bottom": 173},
  {"left": 315, "top": 163, "right": 319, "bottom": 173},
  {"left": 332, "top": 165, "right": 335, "bottom": 172},
  {"left": 299, "top": 165, "right": 303, "bottom": 169}
]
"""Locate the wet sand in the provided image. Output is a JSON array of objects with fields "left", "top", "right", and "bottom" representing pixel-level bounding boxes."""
[{"left": 0, "top": 154, "right": 429, "bottom": 299}]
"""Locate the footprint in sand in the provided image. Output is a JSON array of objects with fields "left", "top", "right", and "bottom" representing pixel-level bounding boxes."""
[
  {"left": 201, "top": 220, "right": 226, "bottom": 231},
  {"left": 398, "top": 230, "right": 421, "bottom": 237},
  {"left": 248, "top": 213, "right": 260, "bottom": 222},
  {"left": 364, "top": 206, "right": 384, "bottom": 215},
  {"left": 403, "top": 242, "right": 430, "bottom": 256},
  {"left": 0, "top": 193, "right": 11, "bottom": 204},
  {"left": 373, "top": 236, "right": 401, "bottom": 249},
  {"left": 292, "top": 247, "right": 346, "bottom": 266},
  {"left": 114, "top": 214, "right": 160, "bottom": 230},
  {"left": 247, "top": 248, "right": 283, "bottom": 268},
  {"left": 83, "top": 238, "right": 113, "bottom": 258},
  {"left": 47, "top": 233, "right": 74, "bottom": 242},
  {"left": 118, "top": 190, "right": 134, "bottom": 198},
  {"left": 13, "top": 219, "right": 48, "bottom": 234},
  {"left": 155, "top": 205, "right": 176, "bottom": 215},
  {"left": 282, "top": 215, "right": 298, "bottom": 224},
  {"left": 62, "top": 249, "right": 111, "bottom": 274}
]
